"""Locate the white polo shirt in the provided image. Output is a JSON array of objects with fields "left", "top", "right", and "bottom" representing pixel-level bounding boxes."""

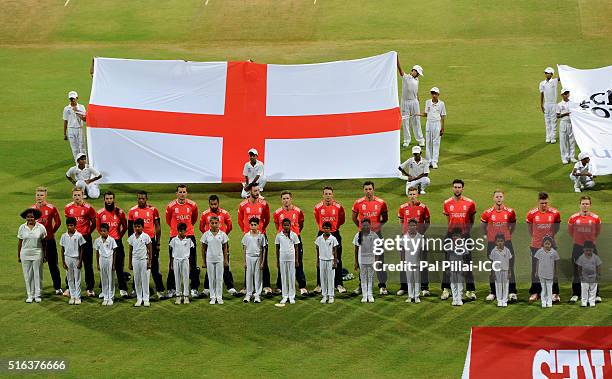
[
  {"left": 573, "top": 161, "right": 592, "bottom": 176},
  {"left": 275, "top": 231, "right": 300, "bottom": 262},
  {"left": 63, "top": 104, "right": 87, "bottom": 129},
  {"left": 94, "top": 236, "right": 117, "bottom": 259},
  {"left": 66, "top": 165, "right": 100, "bottom": 181},
  {"left": 60, "top": 231, "right": 86, "bottom": 258},
  {"left": 201, "top": 230, "right": 228, "bottom": 263},
  {"left": 17, "top": 223, "right": 47, "bottom": 260},
  {"left": 242, "top": 232, "right": 267, "bottom": 257},
  {"left": 539, "top": 79, "right": 558, "bottom": 104},
  {"left": 353, "top": 231, "right": 377, "bottom": 265},
  {"left": 401, "top": 75, "right": 419, "bottom": 101},
  {"left": 556, "top": 100, "right": 571, "bottom": 122},
  {"left": 424, "top": 99, "right": 446, "bottom": 122},
  {"left": 128, "top": 232, "right": 151, "bottom": 260},
  {"left": 169, "top": 236, "right": 194, "bottom": 260},
  {"left": 399, "top": 157, "right": 430, "bottom": 178},
  {"left": 315, "top": 234, "right": 338, "bottom": 261},
  {"left": 243, "top": 160, "right": 264, "bottom": 183}
]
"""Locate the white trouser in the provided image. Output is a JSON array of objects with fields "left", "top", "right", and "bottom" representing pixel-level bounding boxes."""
[
  {"left": 207, "top": 260, "right": 224, "bottom": 300},
  {"left": 21, "top": 257, "right": 42, "bottom": 299},
  {"left": 132, "top": 259, "right": 150, "bottom": 302},
  {"left": 359, "top": 263, "right": 375, "bottom": 298},
  {"left": 543, "top": 103, "right": 557, "bottom": 142},
  {"left": 241, "top": 178, "right": 267, "bottom": 198},
  {"left": 319, "top": 259, "right": 335, "bottom": 298},
  {"left": 245, "top": 255, "right": 262, "bottom": 297},
  {"left": 75, "top": 180, "right": 100, "bottom": 199},
  {"left": 280, "top": 260, "right": 296, "bottom": 300},
  {"left": 494, "top": 270, "right": 509, "bottom": 304},
  {"left": 401, "top": 99, "right": 424, "bottom": 145},
  {"left": 540, "top": 278, "right": 553, "bottom": 306},
  {"left": 569, "top": 173, "right": 595, "bottom": 190},
  {"left": 451, "top": 276, "right": 463, "bottom": 304},
  {"left": 581, "top": 282, "right": 597, "bottom": 306},
  {"left": 425, "top": 120, "right": 441, "bottom": 164},
  {"left": 67, "top": 127, "right": 85, "bottom": 161},
  {"left": 406, "top": 177, "right": 430, "bottom": 195},
  {"left": 406, "top": 265, "right": 421, "bottom": 299},
  {"left": 65, "top": 256, "right": 81, "bottom": 299},
  {"left": 173, "top": 258, "right": 190, "bottom": 297},
  {"left": 99, "top": 256, "right": 114, "bottom": 301},
  {"left": 559, "top": 120, "right": 575, "bottom": 162}
]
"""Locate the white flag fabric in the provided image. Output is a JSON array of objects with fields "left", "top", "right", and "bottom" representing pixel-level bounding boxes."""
[
  {"left": 87, "top": 53, "right": 401, "bottom": 183},
  {"left": 557, "top": 64, "right": 612, "bottom": 175}
]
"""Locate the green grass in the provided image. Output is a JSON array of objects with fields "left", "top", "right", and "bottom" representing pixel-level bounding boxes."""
[{"left": 0, "top": 1, "right": 611, "bottom": 378}]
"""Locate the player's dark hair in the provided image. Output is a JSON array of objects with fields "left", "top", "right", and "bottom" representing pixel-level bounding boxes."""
[
  {"left": 542, "top": 235, "right": 554, "bottom": 245},
  {"left": 358, "top": 219, "right": 371, "bottom": 244},
  {"left": 176, "top": 184, "right": 187, "bottom": 191},
  {"left": 363, "top": 180, "right": 375, "bottom": 188},
  {"left": 407, "top": 186, "right": 418, "bottom": 193},
  {"left": 104, "top": 190, "right": 115, "bottom": 198},
  {"left": 134, "top": 218, "right": 145, "bottom": 227},
  {"left": 579, "top": 195, "right": 591, "bottom": 203},
  {"left": 408, "top": 218, "right": 418, "bottom": 225},
  {"left": 322, "top": 221, "right": 332, "bottom": 229},
  {"left": 177, "top": 222, "right": 187, "bottom": 232},
  {"left": 99, "top": 223, "right": 109, "bottom": 231},
  {"left": 582, "top": 240, "right": 595, "bottom": 249},
  {"left": 249, "top": 217, "right": 259, "bottom": 225},
  {"left": 495, "top": 233, "right": 505, "bottom": 242},
  {"left": 209, "top": 194, "right": 219, "bottom": 202},
  {"left": 137, "top": 190, "right": 148, "bottom": 197},
  {"left": 282, "top": 218, "right": 291, "bottom": 224},
  {"left": 65, "top": 217, "right": 77, "bottom": 226},
  {"left": 452, "top": 179, "right": 464, "bottom": 187},
  {"left": 280, "top": 190, "right": 292, "bottom": 197},
  {"left": 538, "top": 192, "right": 549, "bottom": 200},
  {"left": 209, "top": 215, "right": 219, "bottom": 222},
  {"left": 323, "top": 186, "right": 333, "bottom": 192}
]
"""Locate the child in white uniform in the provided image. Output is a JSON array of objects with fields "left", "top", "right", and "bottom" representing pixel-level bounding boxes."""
[
  {"left": 556, "top": 89, "right": 576, "bottom": 164},
  {"left": 534, "top": 236, "right": 560, "bottom": 308},
  {"left": 201, "top": 216, "right": 229, "bottom": 305},
  {"left": 419, "top": 87, "right": 446, "bottom": 169},
  {"left": 576, "top": 241, "right": 602, "bottom": 307},
  {"left": 169, "top": 223, "right": 194, "bottom": 304},
  {"left": 94, "top": 223, "right": 117, "bottom": 305},
  {"left": 353, "top": 219, "right": 377, "bottom": 303},
  {"left": 128, "top": 218, "right": 152, "bottom": 307},
  {"left": 489, "top": 234, "right": 512, "bottom": 307},
  {"left": 402, "top": 219, "right": 423, "bottom": 303},
  {"left": 241, "top": 217, "right": 267, "bottom": 303},
  {"left": 448, "top": 230, "right": 465, "bottom": 306},
  {"left": 18, "top": 208, "right": 48, "bottom": 303},
  {"left": 60, "top": 217, "right": 86, "bottom": 305},
  {"left": 275, "top": 218, "right": 300, "bottom": 304},
  {"left": 315, "top": 222, "right": 339, "bottom": 304}
]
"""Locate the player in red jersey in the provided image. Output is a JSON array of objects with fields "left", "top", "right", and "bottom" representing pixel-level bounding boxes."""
[
  {"left": 237, "top": 185, "right": 272, "bottom": 294},
  {"left": 64, "top": 187, "right": 97, "bottom": 296},
  {"left": 397, "top": 186, "right": 431, "bottom": 296},
  {"left": 352, "top": 181, "right": 389, "bottom": 295},
  {"left": 273, "top": 190, "right": 308, "bottom": 295},
  {"left": 567, "top": 195, "right": 602, "bottom": 303},
  {"left": 96, "top": 191, "right": 128, "bottom": 297},
  {"left": 480, "top": 190, "right": 517, "bottom": 302},
  {"left": 314, "top": 186, "right": 346, "bottom": 294},
  {"left": 165, "top": 184, "right": 199, "bottom": 297},
  {"left": 201, "top": 195, "right": 237, "bottom": 297},
  {"left": 526, "top": 192, "right": 561, "bottom": 302},
  {"left": 32, "top": 187, "right": 62, "bottom": 294},
  {"left": 441, "top": 179, "right": 477, "bottom": 301},
  {"left": 128, "top": 190, "right": 164, "bottom": 298}
]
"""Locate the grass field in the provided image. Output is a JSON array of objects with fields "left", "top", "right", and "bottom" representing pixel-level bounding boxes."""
[{"left": 1, "top": 1, "right": 611, "bottom": 378}]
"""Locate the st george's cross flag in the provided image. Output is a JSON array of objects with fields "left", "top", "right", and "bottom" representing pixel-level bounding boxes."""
[{"left": 86, "top": 52, "right": 401, "bottom": 183}]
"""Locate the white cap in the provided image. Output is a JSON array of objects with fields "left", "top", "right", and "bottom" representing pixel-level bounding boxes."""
[
  {"left": 578, "top": 152, "right": 589, "bottom": 160},
  {"left": 561, "top": 88, "right": 570, "bottom": 94},
  {"left": 76, "top": 153, "right": 86, "bottom": 161},
  {"left": 411, "top": 146, "right": 422, "bottom": 154},
  {"left": 430, "top": 87, "right": 440, "bottom": 94},
  {"left": 544, "top": 67, "right": 554, "bottom": 74},
  {"left": 248, "top": 148, "right": 258, "bottom": 156},
  {"left": 68, "top": 90, "right": 78, "bottom": 99},
  {"left": 412, "top": 65, "right": 424, "bottom": 76}
]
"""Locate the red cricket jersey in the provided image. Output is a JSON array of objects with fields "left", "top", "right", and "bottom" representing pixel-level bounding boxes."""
[
  {"left": 398, "top": 201, "right": 430, "bottom": 234},
  {"left": 200, "top": 208, "right": 233, "bottom": 234},
  {"left": 64, "top": 201, "right": 96, "bottom": 236},
  {"left": 128, "top": 205, "right": 160, "bottom": 239},
  {"left": 568, "top": 212, "right": 601, "bottom": 246},
  {"left": 352, "top": 196, "right": 388, "bottom": 233},
  {"left": 96, "top": 208, "right": 127, "bottom": 240},
  {"left": 31, "top": 202, "right": 61, "bottom": 240},
  {"left": 480, "top": 205, "right": 517, "bottom": 242},
  {"left": 443, "top": 196, "right": 477, "bottom": 234},
  {"left": 273, "top": 206, "right": 305, "bottom": 235},
  {"left": 313, "top": 200, "right": 345, "bottom": 232},
  {"left": 165, "top": 199, "right": 198, "bottom": 237},
  {"left": 237, "top": 198, "right": 270, "bottom": 234},
  {"left": 526, "top": 207, "right": 561, "bottom": 248}
]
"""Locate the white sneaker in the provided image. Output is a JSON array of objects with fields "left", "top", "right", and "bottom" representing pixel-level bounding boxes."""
[
  {"left": 581, "top": 302, "right": 587, "bottom": 307},
  {"left": 562, "top": 160, "right": 569, "bottom": 165},
  {"left": 396, "top": 289, "right": 406, "bottom": 296},
  {"left": 289, "top": 298, "right": 296, "bottom": 304},
  {"left": 414, "top": 297, "right": 421, "bottom": 303},
  {"left": 254, "top": 297, "right": 261, "bottom": 303},
  {"left": 361, "top": 297, "right": 368, "bottom": 303},
  {"left": 35, "top": 297, "right": 42, "bottom": 303},
  {"left": 217, "top": 298, "right": 224, "bottom": 305},
  {"left": 143, "top": 301, "right": 150, "bottom": 307},
  {"left": 243, "top": 296, "right": 251, "bottom": 303},
  {"left": 25, "top": 297, "right": 33, "bottom": 303},
  {"left": 420, "top": 190, "right": 426, "bottom": 195},
  {"left": 55, "top": 289, "right": 63, "bottom": 295},
  {"left": 419, "top": 142, "right": 425, "bottom": 147},
  {"left": 134, "top": 300, "right": 142, "bottom": 307},
  {"left": 98, "top": 293, "right": 105, "bottom": 299},
  {"left": 209, "top": 298, "right": 216, "bottom": 305},
  {"left": 595, "top": 296, "right": 602, "bottom": 303},
  {"left": 120, "top": 290, "right": 129, "bottom": 298},
  {"left": 402, "top": 142, "right": 410, "bottom": 148},
  {"left": 379, "top": 288, "right": 388, "bottom": 295},
  {"left": 157, "top": 292, "right": 165, "bottom": 299},
  {"left": 457, "top": 300, "right": 463, "bottom": 306},
  {"left": 440, "top": 289, "right": 450, "bottom": 300},
  {"left": 353, "top": 287, "right": 362, "bottom": 295},
  {"left": 107, "top": 299, "right": 113, "bottom": 306},
  {"left": 405, "top": 298, "right": 412, "bottom": 303},
  {"left": 300, "top": 288, "right": 308, "bottom": 296},
  {"left": 313, "top": 286, "right": 322, "bottom": 294},
  {"left": 368, "top": 296, "right": 375, "bottom": 303},
  {"left": 74, "top": 298, "right": 80, "bottom": 305},
  {"left": 183, "top": 297, "right": 190, "bottom": 304},
  {"left": 192, "top": 289, "right": 200, "bottom": 298},
  {"left": 228, "top": 288, "right": 237, "bottom": 296},
  {"left": 102, "top": 300, "right": 108, "bottom": 306},
  {"left": 63, "top": 289, "right": 70, "bottom": 297},
  {"left": 485, "top": 293, "right": 496, "bottom": 301},
  {"left": 570, "top": 295, "right": 579, "bottom": 303},
  {"left": 574, "top": 187, "right": 582, "bottom": 193},
  {"left": 328, "top": 297, "right": 334, "bottom": 304},
  {"left": 263, "top": 287, "right": 272, "bottom": 295},
  {"left": 201, "top": 289, "right": 209, "bottom": 297},
  {"left": 280, "top": 297, "right": 288, "bottom": 304},
  {"left": 69, "top": 298, "right": 75, "bottom": 305},
  {"left": 337, "top": 285, "right": 347, "bottom": 294},
  {"left": 466, "top": 291, "right": 477, "bottom": 300},
  {"left": 509, "top": 293, "right": 518, "bottom": 301},
  {"left": 551, "top": 139, "right": 556, "bottom": 144},
  {"left": 421, "top": 290, "right": 430, "bottom": 297},
  {"left": 431, "top": 162, "right": 438, "bottom": 169},
  {"left": 175, "top": 297, "right": 182, "bottom": 305},
  {"left": 502, "top": 302, "right": 507, "bottom": 307},
  {"left": 320, "top": 296, "right": 328, "bottom": 304},
  {"left": 451, "top": 301, "right": 457, "bottom": 306},
  {"left": 590, "top": 303, "right": 596, "bottom": 307}
]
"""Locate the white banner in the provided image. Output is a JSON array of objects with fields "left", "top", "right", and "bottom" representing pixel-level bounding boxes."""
[{"left": 557, "top": 64, "right": 612, "bottom": 175}]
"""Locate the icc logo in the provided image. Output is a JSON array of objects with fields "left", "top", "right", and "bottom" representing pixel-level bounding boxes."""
[{"left": 579, "top": 89, "right": 612, "bottom": 119}]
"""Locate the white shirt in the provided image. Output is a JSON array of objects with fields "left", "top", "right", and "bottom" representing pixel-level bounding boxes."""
[
  {"left": 201, "top": 230, "right": 228, "bottom": 263},
  {"left": 353, "top": 231, "right": 377, "bottom": 265},
  {"left": 94, "top": 236, "right": 117, "bottom": 259},
  {"left": 573, "top": 161, "right": 592, "bottom": 176},
  {"left": 169, "top": 236, "right": 194, "bottom": 260},
  {"left": 60, "top": 231, "right": 86, "bottom": 258},
  {"left": 128, "top": 232, "right": 151, "bottom": 260},
  {"left": 243, "top": 160, "right": 264, "bottom": 183},
  {"left": 539, "top": 79, "right": 558, "bottom": 104},
  {"left": 275, "top": 231, "right": 300, "bottom": 262},
  {"left": 401, "top": 75, "right": 419, "bottom": 101},
  {"left": 399, "top": 157, "right": 430, "bottom": 178},
  {"left": 63, "top": 104, "right": 87, "bottom": 129},
  {"left": 556, "top": 100, "right": 571, "bottom": 121},
  {"left": 315, "top": 234, "right": 339, "bottom": 261},
  {"left": 242, "top": 232, "right": 267, "bottom": 257},
  {"left": 66, "top": 165, "right": 100, "bottom": 182},
  {"left": 17, "top": 223, "right": 47, "bottom": 260},
  {"left": 490, "top": 246, "right": 512, "bottom": 271},
  {"left": 403, "top": 233, "right": 423, "bottom": 264},
  {"left": 424, "top": 99, "right": 446, "bottom": 122}
]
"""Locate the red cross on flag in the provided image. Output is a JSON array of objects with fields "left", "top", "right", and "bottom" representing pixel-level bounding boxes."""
[{"left": 86, "top": 52, "right": 401, "bottom": 183}]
